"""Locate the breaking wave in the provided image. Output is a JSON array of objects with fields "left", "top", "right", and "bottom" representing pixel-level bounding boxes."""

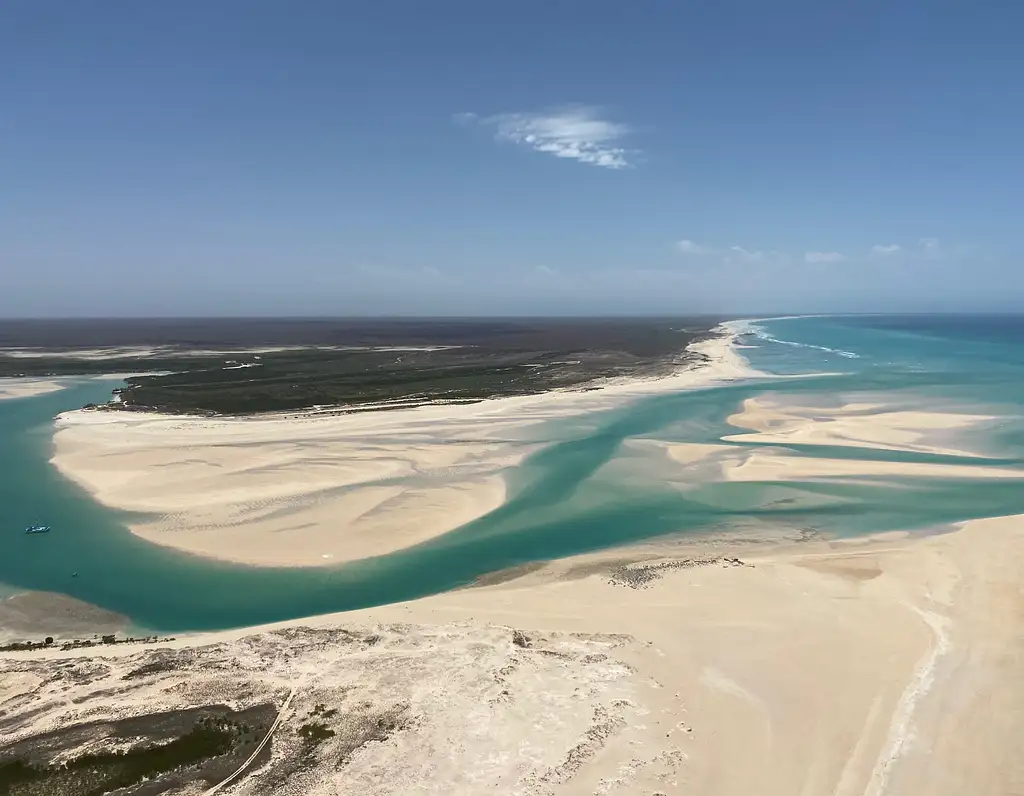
[{"left": 729, "top": 318, "right": 860, "bottom": 359}]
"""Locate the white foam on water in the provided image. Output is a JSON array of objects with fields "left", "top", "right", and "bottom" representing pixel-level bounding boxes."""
[{"left": 734, "top": 318, "right": 860, "bottom": 359}]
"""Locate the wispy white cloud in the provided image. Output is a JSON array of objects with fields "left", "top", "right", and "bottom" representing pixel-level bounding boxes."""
[
  {"left": 674, "top": 240, "right": 791, "bottom": 265},
  {"left": 675, "top": 239, "right": 716, "bottom": 255},
  {"left": 456, "top": 105, "right": 634, "bottom": 169},
  {"left": 728, "top": 246, "right": 769, "bottom": 263},
  {"left": 870, "top": 239, "right": 976, "bottom": 260},
  {"left": 804, "top": 251, "right": 847, "bottom": 264},
  {"left": 870, "top": 243, "right": 902, "bottom": 257},
  {"left": 534, "top": 265, "right": 556, "bottom": 276},
  {"left": 918, "top": 238, "right": 983, "bottom": 259}
]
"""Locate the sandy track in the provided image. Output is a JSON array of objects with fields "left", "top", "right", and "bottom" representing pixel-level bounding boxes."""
[{"left": 204, "top": 685, "right": 298, "bottom": 795}]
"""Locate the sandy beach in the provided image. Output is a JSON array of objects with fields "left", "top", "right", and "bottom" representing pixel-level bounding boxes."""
[
  {"left": 49, "top": 332, "right": 752, "bottom": 567},
  {"left": 3, "top": 516, "right": 1020, "bottom": 795},
  {"left": 5, "top": 327, "right": 1023, "bottom": 793},
  {"left": 335, "top": 515, "right": 1024, "bottom": 796},
  {"left": 6, "top": 4, "right": 1020, "bottom": 790},
  {"left": 0, "top": 377, "right": 65, "bottom": 401}
]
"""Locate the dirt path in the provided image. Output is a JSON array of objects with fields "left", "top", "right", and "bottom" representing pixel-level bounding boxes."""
[{"left": 203, "top": 685, "right": 299, "bottom": 795}]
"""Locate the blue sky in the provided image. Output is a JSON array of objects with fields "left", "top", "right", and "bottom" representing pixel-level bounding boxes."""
[{"left": 2, "top": 1, "right": 1022, "bottom": 317}]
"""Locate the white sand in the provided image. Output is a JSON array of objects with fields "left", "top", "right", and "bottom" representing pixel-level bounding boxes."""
[
  {"left": 646, "top": 393, "right": 1013, "bottom": 487},
  {"left": 50, "top": 333, "right": 752, "bottom": 567},
  {"left": 11, "top": 329, "right": 1024, "bottom": 791},
  {"left": 248, "top": 513, "right": 1024, "bottom": 795},
  {"left": 4, "top": 517, "right": 1020, "bottom": 795},
  {"left": 725, "top": 395, "right": 995, "bottom": 456},
  {"left": 721, "top": 448, "right": 1023, "bottom": 481},
  {"left": 0, "top": 377, "right": 65, "bottom": 401}
]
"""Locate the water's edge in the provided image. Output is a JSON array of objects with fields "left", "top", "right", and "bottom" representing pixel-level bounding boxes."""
[{"left": 3, "top": 316, "right": 1024, "bottom": 633}]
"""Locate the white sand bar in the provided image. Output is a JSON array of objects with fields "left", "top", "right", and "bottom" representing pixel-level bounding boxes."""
[
  {"left": 50, "top": 333, "right": 751, "bottom": 567},
  {"left": 725, "top": 395, "right": 996, "bottom": 456},
  {"left": 0, "top": 377, "right": 65, "bottom": 401}
]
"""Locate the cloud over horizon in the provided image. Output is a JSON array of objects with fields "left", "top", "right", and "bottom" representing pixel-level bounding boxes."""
[
  {"left": 676, "top": 237, "right": 964, "bottom": 269},
  {"left": 674, "top": 239, "right": 803, "bottom": 265},
  {"left": 870, "top": 243, "right": 903, "bottom": 257},
  {"left": 457, "top": 105, "right": 634, "bottom": 169},
  {"left": 675, "top": 239, "right": 716, "bottom": 255}
]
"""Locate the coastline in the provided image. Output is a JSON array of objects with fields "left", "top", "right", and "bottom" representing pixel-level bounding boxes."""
[
  {"left": 0, "top": 377, "right": 66, "bottom": 401},
  {"left": 3, "top": 516, "right": 1020, "bottom": 795},
  {"left": 5, "top": 318, "right": 1024, "bottom": 792},
  {"left": 49, "top": 328, "right": 752, "bottom": 568}
]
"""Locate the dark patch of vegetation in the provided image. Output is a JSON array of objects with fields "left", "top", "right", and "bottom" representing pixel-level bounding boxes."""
[
  {"left": 607, "top": 556, "right": 750, "bottom": 589},
  {"left": 310, "top": 704, "right": 338, "bottom": 719},
  {"left": 121, "top": 656, "right": 179, "bottom": 681},
  {"left": 0, "top": 317, "right": 721, "bottom": 415},
  {"left": 0, "top": 640, "right": 49, "bottom": 653},
  {"left": 298, "top": 722, "right": 336, "bottom": 747},
  {"left": 0, "top": 703, "right": 276, "bottom": 796},
  {"left": 0, "top": 724, "right": 233, "bottom": 796},
  {"left": 335, "top": 704, "right": 410, "bottom": 764},
  {"left": 0, "top": 760, "right": 41, "bottom": 791},
  {"left": 1, "top": 635, "right": 174, "bottom": 654}
]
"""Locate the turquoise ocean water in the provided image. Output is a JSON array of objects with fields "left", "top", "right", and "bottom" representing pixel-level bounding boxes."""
[{"left": 3, "top": 314, "right": 1024, "bottom": 633}]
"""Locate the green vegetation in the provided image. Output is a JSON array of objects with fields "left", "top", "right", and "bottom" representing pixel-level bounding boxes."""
[
  {"left": 0, "top": 724, "right": 234, "bottom": 796},
  {"left": 0, "top": 634, "right": 174, "bottom": 654},
  {"left": 0, "top": 640, "right": 49, "bottom": 653},
  {"left": 0, "top": 318, "right": 716, "bottom": 415}
]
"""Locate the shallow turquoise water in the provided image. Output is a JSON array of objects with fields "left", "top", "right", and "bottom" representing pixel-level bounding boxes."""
[{"left": 3, "top": 315, "right": 1024, "bottom": 632}]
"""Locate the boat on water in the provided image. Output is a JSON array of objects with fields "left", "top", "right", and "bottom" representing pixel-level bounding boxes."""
[{"left": 24, "top": 525, "right": 51, "bottom": 534}]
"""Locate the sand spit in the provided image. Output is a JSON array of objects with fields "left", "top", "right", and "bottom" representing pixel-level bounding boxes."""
[
  {"left": 644, "top": 392, "right": 1019, "bottom": 488},
  {"left": 725, "top": 395, "right": 996, "bottom": 457},
  {"left": 0, "top": 591, "right": 129, "bottom": 646},
  {"left": 0, "top": 377, "right": 65, "bottom": 401},
  {"left": 3, "top": 517, "right": 1021, "bottom": 795},
  {"left": 722, "top": 448, "right": 1023, "bottom": 481},
  {"left": 49, "top": 332, "right": 751, "bottom": 567}
]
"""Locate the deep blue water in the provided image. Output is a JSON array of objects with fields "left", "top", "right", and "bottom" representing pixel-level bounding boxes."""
[{"left": 2, "top": 314, "right": 1024, "bottom": 633}]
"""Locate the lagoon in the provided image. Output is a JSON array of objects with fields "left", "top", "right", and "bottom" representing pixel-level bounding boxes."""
[{"left": 4, "top": 316, "right": 1024, "bottom": 632}]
